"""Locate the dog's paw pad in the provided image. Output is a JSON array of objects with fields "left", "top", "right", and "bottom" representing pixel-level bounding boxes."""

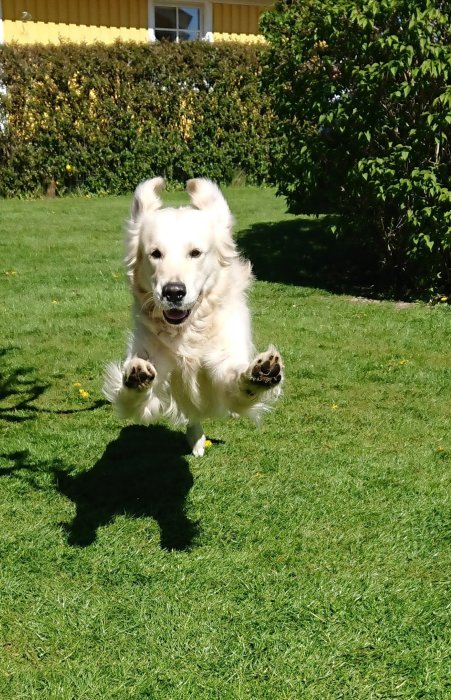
[
  {"left": 123, "top": 359, "right": 156, "bottom": 389},
  {"left": 250, "top": 350, "right": 282, "bottom": 387}
]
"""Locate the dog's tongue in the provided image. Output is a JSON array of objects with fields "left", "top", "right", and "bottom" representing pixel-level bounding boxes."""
[{"left": 164, "top": 309, "right": 190, "bottom": 324}]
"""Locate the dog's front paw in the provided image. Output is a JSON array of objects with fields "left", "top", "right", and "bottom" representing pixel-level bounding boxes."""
[
  {"left": 123, "top": 358, "right": 156, "bottom": 390},
  {"left": 249, "top": 347, "right": 283, "bottom": 388}
]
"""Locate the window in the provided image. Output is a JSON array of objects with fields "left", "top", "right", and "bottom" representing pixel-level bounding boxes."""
[{"left": 154, "top": 5, "right": 201, "bottom": 42}]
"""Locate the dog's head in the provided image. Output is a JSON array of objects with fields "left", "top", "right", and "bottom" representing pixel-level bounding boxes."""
[{"left": 125, "top": 178, "right": 237, "bottom": 326}]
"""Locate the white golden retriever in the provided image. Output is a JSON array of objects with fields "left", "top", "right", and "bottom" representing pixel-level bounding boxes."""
[{"left": 103, "top": 177, "right": 283, "bottom": 456}]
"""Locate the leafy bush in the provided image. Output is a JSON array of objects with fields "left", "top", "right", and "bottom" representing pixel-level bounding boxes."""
[
  {"left": 261, "top": 0, "right": 451, "bottom": 294},
  {"left": 0, "top": 42, "right": 271, "bottom": 197}
]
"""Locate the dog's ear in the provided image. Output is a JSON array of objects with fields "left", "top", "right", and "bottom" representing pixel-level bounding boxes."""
[
  {"left": 125, "top": 177, "right": 164, "bottom": 283},
  {"left": 186, "top": 178, "right": 233, "bottom": 228},
  {"left": 186, "top": 179, "right": 237, "bottom": 266},
  {"left": 130, "top": 177, "right": 165, "bottom": 221}
]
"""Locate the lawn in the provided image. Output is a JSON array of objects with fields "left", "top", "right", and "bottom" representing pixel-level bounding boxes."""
[{"left": 0, "top": 187, "right": 449, "bottom": 699}]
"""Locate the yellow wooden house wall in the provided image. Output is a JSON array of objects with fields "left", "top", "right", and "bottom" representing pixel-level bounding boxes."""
[
  {"left": 213, "top": 4, "right": 261, "bottom": 36},
  {"left": 2, "top": 0, "right": 148, "bottom": 43},
  {"left": 1, "top": 0, "right": 266, "bottom": 44}
]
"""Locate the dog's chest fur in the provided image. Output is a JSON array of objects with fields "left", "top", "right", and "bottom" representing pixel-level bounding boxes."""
[{"left": 133, "top": 258, "right": 252, "bottom": 419}]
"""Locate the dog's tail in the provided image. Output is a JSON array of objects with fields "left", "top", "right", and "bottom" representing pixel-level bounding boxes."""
[{"left": 103, "top": 362, "right": 124, "bottom": 406}]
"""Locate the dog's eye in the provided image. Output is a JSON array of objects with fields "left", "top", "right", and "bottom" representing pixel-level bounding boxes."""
[
  {"left": 150, "top": 249, "right": 162, "bottom": 260},
  {"left": 189, "top": 249, "right": 202, "bottom": 259}
]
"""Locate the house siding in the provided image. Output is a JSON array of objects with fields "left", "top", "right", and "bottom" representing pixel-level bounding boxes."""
[
  {"left": 213, "top": 3, "right": 261, "bottom": 36},
  {"left": 1, "top": 0, "right": 266, "bottom": 44},
  {"left": 2, "top": 0, "right": 148, "bottom": 43}
]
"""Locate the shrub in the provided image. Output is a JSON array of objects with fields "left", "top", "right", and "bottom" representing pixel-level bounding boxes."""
[
  {"left": 0, "top": 42, "right": 271, "bottom": 197},
  {"left": 261, "top": 0, "right": 451, "bottom": 295}
]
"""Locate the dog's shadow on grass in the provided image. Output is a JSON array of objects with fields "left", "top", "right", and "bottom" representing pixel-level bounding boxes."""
[{"left": 54, "top": 425, "right": 198, "bottom": 552}]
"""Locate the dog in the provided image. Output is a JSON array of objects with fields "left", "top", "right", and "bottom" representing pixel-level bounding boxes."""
[{"left": 103, "top": 177, "right": 283, "bottom": 456}]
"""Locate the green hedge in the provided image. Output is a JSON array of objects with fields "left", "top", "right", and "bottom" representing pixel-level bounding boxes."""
[{"left": 0, "top": 42, "right": 271, "bottom": 197}]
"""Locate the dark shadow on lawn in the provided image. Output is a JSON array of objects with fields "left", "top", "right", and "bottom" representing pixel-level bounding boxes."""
[
  {"left": 54, "top": 425, "right": 198, "bottom": 552},
  {"left": 0, "top": 347, "right": 107, "bottom": 422},
  {"left": 0, "top": 448, "right": 60, "bottom": 489},
  {"left": 0, "top": 347, "right": 50, "bottom": 422},
  {"left": 0, "top": 425, "right": 198, "bottom": 551},
  {"left": 237, "top": 217, "right": 379, "bottom": 296}
]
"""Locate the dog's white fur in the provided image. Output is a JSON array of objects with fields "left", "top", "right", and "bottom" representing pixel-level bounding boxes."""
[{"left": 104, "top": 177, "right": 283, "bottom": 456}]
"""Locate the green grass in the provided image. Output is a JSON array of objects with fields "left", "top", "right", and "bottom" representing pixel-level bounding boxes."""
[{"left": 0, "top": 188, "right": 450, "bottom": 699}]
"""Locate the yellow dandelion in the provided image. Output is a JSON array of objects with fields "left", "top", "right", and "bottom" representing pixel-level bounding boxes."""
[
  {"left": 79, "top": 389, "right": 90, "bottom": 399},
  {"left": 65, "top": 163, "right": 73, "bottom": 172},
  {"left": 204, "top": 439, "right": 213, "bottom": 448},
  {"left": 440, "top": 296, "right": 448, "bottom": 302},
  {"left": 331, "top": 403, "right": 338, "bottom": 410}
]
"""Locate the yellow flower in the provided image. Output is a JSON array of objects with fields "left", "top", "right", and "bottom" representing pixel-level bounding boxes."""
[
  {"left": 204, "top": 439, "right": 212, "bottom": 448},
  {"left": 65, "top": 163, "right": 73, "bottom": 172},
  {"left": 440, "top": 296, "right": 448, "bottom": 302},
  {"left": 79, "top": 389, "right": 90, "bottom": 399},
  {"left": 73, "top": 382, "right": 82, "bottom": 388},
  {"left": 331, "top": 403, "right": 338, "bottom": 410}
]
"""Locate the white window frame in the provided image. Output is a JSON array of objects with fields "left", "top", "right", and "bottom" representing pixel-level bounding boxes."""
[{"left": 148, "top": 0, "right": 213, "bottom": 43}]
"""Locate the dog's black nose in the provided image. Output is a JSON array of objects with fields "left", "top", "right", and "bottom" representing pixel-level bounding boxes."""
[{"left": 162, "top": 282, "right": 186, "bottom": 304}]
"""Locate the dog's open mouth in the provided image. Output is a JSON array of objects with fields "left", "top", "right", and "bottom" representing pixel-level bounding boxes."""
[{"left": 163, "top": 308, "right": 191, "bottom": 325}]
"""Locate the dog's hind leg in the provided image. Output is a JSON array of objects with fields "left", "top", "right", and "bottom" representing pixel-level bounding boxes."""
[{"left": 186, "top": 422, "right": 206, "bottom": 457}]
